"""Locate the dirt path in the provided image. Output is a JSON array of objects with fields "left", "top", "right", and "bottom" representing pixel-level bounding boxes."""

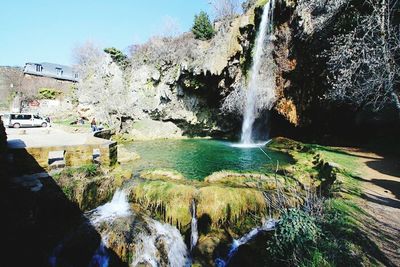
[{"left": 342, "top": 148, "right": 400, "bottom": 266}]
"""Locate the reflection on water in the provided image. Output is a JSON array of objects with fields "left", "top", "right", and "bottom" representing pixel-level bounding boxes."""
[{"left": 124, "top": 139, "right": 293, "bottom": 180}]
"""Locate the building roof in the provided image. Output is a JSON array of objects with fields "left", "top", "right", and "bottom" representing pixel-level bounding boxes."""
[{"left": 24, "top": 62, "right": 79, "bottom": 82}]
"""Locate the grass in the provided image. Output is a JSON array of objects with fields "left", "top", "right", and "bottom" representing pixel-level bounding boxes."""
[
  {"left": 53, "top": 117, "right": 90, "bottom": 129},
  {"left": 266, "top": 137, "right": 389, "bottom": 266}
]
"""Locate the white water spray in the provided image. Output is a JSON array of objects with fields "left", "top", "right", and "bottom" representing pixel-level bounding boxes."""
[
  {"left": 190, "top": 200, "right": 198, "bottom": 252},
  {"left": 88, "top": 189, "right": 131, "bottom": 225},
  {"left": 241, "top": 0, "right": 276, "bottom": 145}
]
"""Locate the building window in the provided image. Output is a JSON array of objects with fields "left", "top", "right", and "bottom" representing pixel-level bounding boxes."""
[
  {"left": 35, "top": 64, "right": 42, "bottom": 72},
  {"left": 56, "top": 67, "right": 63, "bottom": 76},
  {"left": 74, "top": 73, "right": 79, "bottom": 79}
]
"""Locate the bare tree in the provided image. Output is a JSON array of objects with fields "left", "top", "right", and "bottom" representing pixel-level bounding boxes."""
[
  {"left": 209, "top": 0, "right": 242, "bottom": 21},
  {"left": 326, "top": 0, "right": 400, "bottom": 112},
  {"left": 74, "top": 42, "right": 137, "bottom": 132},
  {"left": 295, "top": 0, "right": 349, "bottom": 36},
  {"left": 158, "top": 16, "right": 182, "bottom": 38}
]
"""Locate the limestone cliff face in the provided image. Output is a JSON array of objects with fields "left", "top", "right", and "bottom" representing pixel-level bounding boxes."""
[
  {"left": 272, "top": 0, "right": 348, "bottom": 127},
  {"left": 123, "top": 9, "right": 259, "bottom": 137}
]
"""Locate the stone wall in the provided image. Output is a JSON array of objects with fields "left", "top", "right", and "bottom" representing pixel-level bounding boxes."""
[{"left": 10, "top": 142, "right": 117, "bottom": 173}]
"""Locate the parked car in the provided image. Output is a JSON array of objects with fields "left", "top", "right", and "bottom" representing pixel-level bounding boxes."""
[{"left": 2, "top": 113, "right": 50, "bottom": 128}]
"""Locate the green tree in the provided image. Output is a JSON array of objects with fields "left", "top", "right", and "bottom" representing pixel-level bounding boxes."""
[
  {"left": 104, "top": 47, "right": 129, "bottom": 69},
  {"left": 191, "top": 11, "right": 215, "bottom": 40}
]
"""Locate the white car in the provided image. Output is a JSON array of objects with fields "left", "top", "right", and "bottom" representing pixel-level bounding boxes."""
[{"left": 3, "top": 113, "right": 50, "bottom": 128}]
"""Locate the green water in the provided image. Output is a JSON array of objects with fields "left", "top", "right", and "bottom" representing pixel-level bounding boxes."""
[{"left": 125, "top": 139, "right": 293, "bottom": 180}]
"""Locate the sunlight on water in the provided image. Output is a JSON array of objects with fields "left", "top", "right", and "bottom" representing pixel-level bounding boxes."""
[{"left": 124, "top": 139, "right": 293, "bottom": 180}]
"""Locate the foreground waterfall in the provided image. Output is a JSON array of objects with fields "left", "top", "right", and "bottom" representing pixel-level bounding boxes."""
[
  {"left": 87, "top": 190, "right": 131, "bottom": 267},
  {"left": 88, "top": 189, "right": 131, "bottom": 225},
  {"left": 241, "top": 0, "right": 276, "bottom": 145},
  {"left": 49, "top": 189, "right": 190, "bottom": 267},
  {"left": 132, "top": 219, "right": 190, "bottom": 267},
  {"left": 215, "top": 218, "right": 277, "bottom": 267}
]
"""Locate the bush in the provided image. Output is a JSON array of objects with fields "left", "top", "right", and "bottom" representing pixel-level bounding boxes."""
[
  {"left": 268, "top": 208, "right": 320, "bottom": 265},
  {"left": 192, "top": 11, "right": 215, "bottom": 40},
  {"left": 37, "top": 88, "right": 62, "bottom": 100}
]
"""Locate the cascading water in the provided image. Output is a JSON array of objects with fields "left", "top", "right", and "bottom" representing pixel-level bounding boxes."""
[
  {"left": 86, "top": 189, "right": 131, "bottom": 267},
  {"left": 240, "top": 0, "right": 276, "bottom": 145},
  {"left": 48, "top": 190, "right": 131, "bottom": 267},
  {"left": 132, "top": 219, "right": 190, "bottom": 267},
  {"left": 215, "top": 218, "right": 277, "bottom": 267},
  {"left": 88, "top": 189, "right": 131, "bottom": 225},
  {"left": 190, "top": 200, "right": 198, "bottom": 252},
  {"left": 49, "top": 189, "right": 190, "bottom": 267}
]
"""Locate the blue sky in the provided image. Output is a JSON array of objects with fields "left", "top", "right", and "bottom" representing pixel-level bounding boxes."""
[{"left": 0, "top": 0, "right": 211, "bottom": 66}]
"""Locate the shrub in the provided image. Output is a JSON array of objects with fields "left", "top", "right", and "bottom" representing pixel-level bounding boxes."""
[
  {"left": 37, "top": 88, "right": 62, "bottom": 100},
  {"left": 268, "top": 208, "right": 320, "bottom": 265},
  {"left": 192, "top": 11, "right": 215, "bottom": 40}
]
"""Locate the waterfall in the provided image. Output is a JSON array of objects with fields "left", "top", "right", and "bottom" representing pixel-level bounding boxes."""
[
  {"left": 215, "top": 218, "right": 277, "bottom": 267},
  {"left": 88, "top": 189, "right": 131, "bottom": 225},
  {"left": 86, "top": 190, "right": 131, "bottom": 267},
  {"left": 190, "top": 200, "right": 199, "bottom": 252},
  {"left": 241, "top": 0, "right": 276, "bottom": 145},
  {"left": 49, "top": 189, "right": 190, "bottom": 267},
  {"left": 131, "top": 219, "right": 190, "bottom": 267}
]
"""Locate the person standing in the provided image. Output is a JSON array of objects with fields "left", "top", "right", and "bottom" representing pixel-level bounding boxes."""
[{"left": 91, "top": 118, "right": 97, "bottom": 132}]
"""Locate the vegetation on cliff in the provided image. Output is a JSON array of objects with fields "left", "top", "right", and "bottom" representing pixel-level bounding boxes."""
[{"left": 192, "top": 11, "right": 215, "bottom": 40}]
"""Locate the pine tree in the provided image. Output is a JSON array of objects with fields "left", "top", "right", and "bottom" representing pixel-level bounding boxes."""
[{"left": 191, "top": 11, "right": 215, "bottom": 40}]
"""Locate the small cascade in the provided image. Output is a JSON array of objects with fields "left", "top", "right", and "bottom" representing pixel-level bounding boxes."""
[
  {"left": 241, "top": 0, "right": 276, "bottom": 145},
  {"left": 132, "top": 219, "right": 190, "bottom": 267},
  {"left": 215, "top": 219, "right": 277, "bottom": 267},
  {"left": 190, "top": 200, "right": 199, "bottom": 252},
  {"left": 88, "top": 189, "right": 131, "bottom": 225},
  {"left": 89, "top": 235, "right": 110, "bottom": 267}
]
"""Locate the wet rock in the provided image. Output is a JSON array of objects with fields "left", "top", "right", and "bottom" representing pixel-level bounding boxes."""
[{"left": 118, "top": 145, "right": 140, "bottom": 163}]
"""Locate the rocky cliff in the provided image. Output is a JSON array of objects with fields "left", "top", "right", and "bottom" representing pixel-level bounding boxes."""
[
  {"left": 72, "top": 0, "right": 400, "bottom": 141},
  {"left": 271, "top": 0, "right": 400, "bottom": 142}
]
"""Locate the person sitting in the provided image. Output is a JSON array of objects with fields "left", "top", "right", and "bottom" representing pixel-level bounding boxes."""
[{"left": 91, "top": 118, "right": 97, "bottom": 132}]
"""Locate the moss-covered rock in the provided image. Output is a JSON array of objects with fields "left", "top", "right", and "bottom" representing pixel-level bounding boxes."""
[
  {"left": 53, "top": 164, "right": 132, "bottom": 210},
  {"left": 118, "top": 145, "right": 140, "bottom": 163},
  {"left": 140, "top": 169, "right": 186, "bottom": 181},
  {"left": 197, "top": 186, "right": 266, "bottom": 227},
  {"left": 129, "top": 180, "right": 197, "bottom": 229},
  {"left": 204, "top": 171, "right": 285, "bottom": 190}
]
